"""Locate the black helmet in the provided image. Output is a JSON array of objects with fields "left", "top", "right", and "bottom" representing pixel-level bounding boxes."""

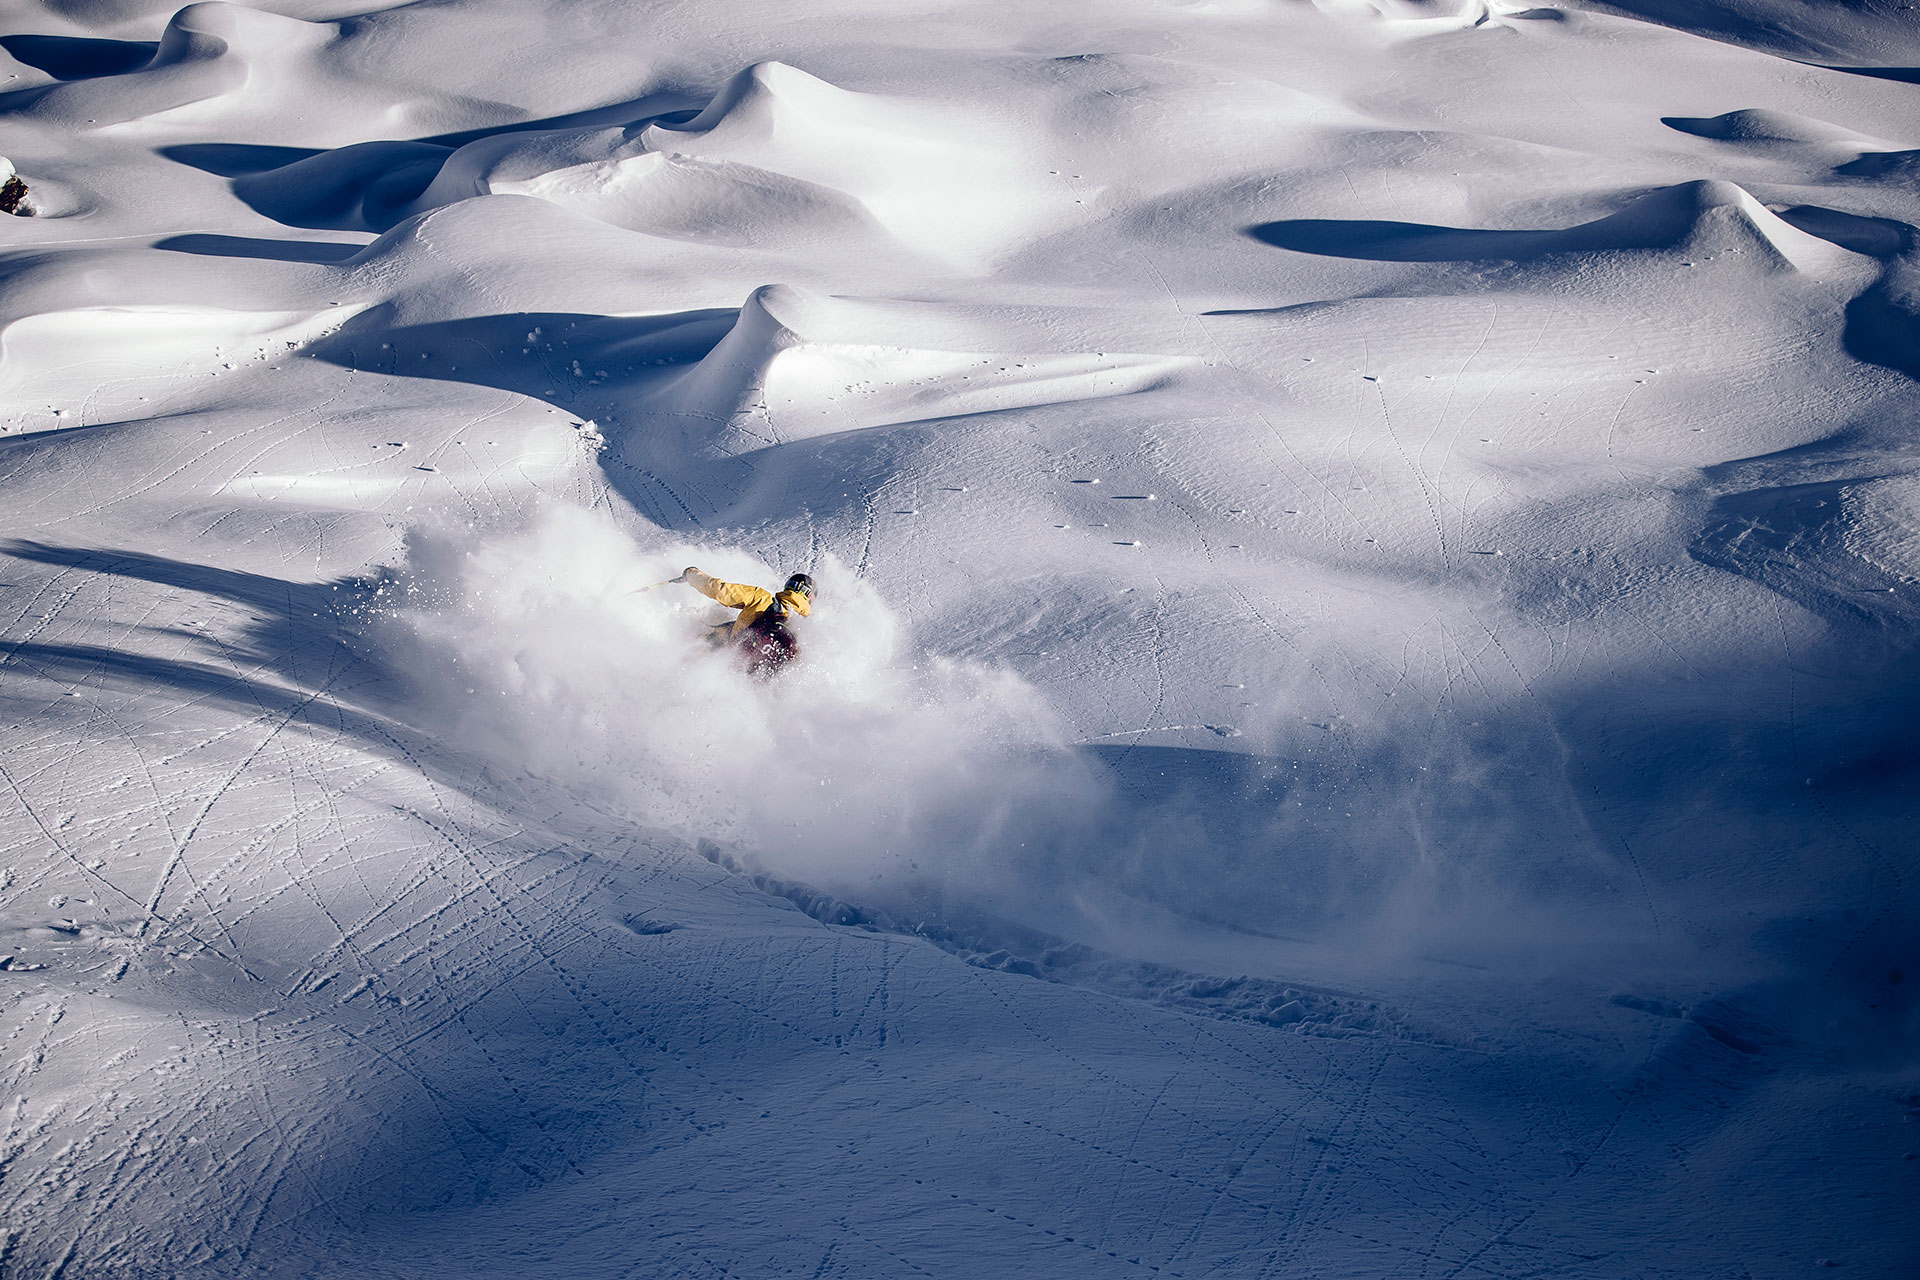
[{"left": 783, "top": 572, "right": 814, "bottom": 598}]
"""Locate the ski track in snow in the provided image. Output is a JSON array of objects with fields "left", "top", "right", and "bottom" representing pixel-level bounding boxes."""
[{"left": 1, "top": 0, "right": 1918, "bottom": 1275}]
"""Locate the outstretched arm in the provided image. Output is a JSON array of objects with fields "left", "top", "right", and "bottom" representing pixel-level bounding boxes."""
[{"left": 682, "top": 567, "right": 774, "bottom": 612}]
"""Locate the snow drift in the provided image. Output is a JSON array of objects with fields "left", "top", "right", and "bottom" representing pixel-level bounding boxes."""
[{"left": 410, "top": 61, "right": 1078, "bottom": 266}]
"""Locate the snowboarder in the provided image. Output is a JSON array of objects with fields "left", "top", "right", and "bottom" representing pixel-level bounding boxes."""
[{"left": 676, "top": 566, "right": 813, "bottom": 675}]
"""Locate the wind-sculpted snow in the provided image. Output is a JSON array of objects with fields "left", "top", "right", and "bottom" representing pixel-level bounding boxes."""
[
  {"left": 1, "top": 4, "right": 327, "bottom": 131},
  {"left": 1664, "top": 107, "right": 1893, "bottom": 151},
  {"left": 1254, "top": 178, "right": 1869, "bottom": 273},
  {"left": 2, "top": 0, "right": 1918, "bottom": 1275},
  {"left": 649, "top": 284, "right": 1199, "bottom": 458},
  {"left": 409, "top": 62, "right": 1081, "bottom": 267}
]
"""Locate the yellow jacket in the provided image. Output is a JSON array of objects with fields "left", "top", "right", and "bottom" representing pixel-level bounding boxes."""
[{"left": 684, "top": 568, "right": 812, "bottom": 637}]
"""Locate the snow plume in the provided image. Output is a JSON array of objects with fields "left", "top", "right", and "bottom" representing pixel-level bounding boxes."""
[
  {"left": 1038, "top": 697, "right": 1663, "bottom": 982},
  {"left": 381, "top": 504, "right": 1103, "bottom": 897},
  {"left": 373, "top": 505, "right": 1657, "bottom": 974}
]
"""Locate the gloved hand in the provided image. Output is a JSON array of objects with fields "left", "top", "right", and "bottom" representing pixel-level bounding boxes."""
[{"left": 677, "top": 567, "right": 698, "bottom": 582}]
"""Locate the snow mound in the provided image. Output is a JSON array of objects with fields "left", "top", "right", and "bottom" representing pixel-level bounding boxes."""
[
  {"left": 1254, "top": 179, "right": 1865, "bottom": 273},
  {"left": 1664, "top": 108, "right": 1885, "bottom": 149},
  {"left": 652, "top": 283, "right": 1195, "bottom": 450},
  {"left": 412, "top": 62, "right": 1074, "bottom": 265},
  {"left": 15, "top": 3, "right": 332, "bottom": 134},
  {"left": 233, "top": 140, "right": 452, "bottom": 233},
  {"left": 0, "top": 2, "right": 546, "bottom": 146},
  {"left": 1592, "top": 179, "right": 1857, "bottom": 272},
  {"left": 412, "top": 120, "right": 888, "bottom": 251}
]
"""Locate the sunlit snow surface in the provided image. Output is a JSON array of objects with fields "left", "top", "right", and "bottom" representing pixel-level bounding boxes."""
[{"left": 1, "top": 1, "right": 1916, "bottom": 1275}]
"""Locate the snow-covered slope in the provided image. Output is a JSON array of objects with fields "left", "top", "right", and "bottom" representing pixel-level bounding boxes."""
[{"left": 1, "top": 1, "right": 1915, "bottom": 1276}]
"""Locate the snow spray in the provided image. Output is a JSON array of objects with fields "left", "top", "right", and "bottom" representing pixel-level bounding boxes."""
[{"left": 377, "top": 505, "right": 1103, "bottom": 903}]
